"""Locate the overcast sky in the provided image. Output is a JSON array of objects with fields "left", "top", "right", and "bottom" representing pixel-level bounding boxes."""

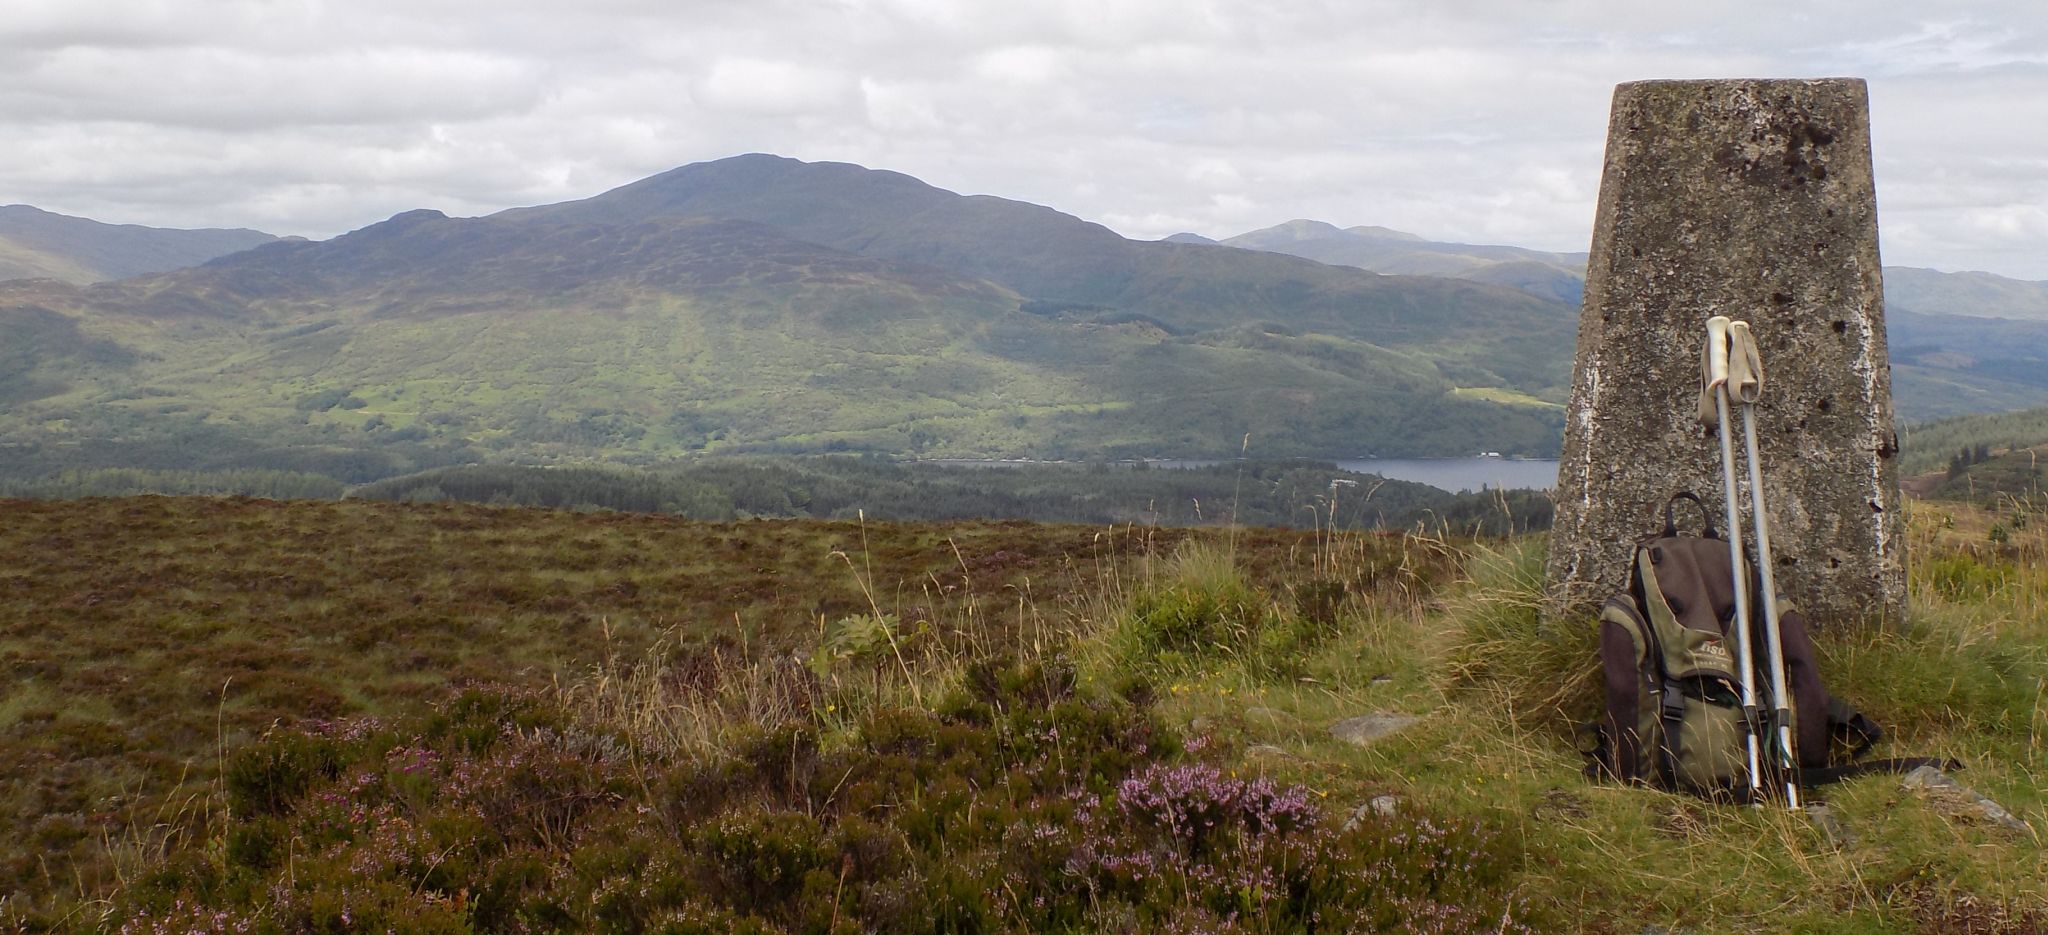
[{"left": 4, "top": 0, "right": 2044, "bottom": 278}]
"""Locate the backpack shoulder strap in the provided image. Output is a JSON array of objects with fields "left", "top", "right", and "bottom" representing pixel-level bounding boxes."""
[{"left": 1662, "top": 491, "right": 1721, "bottom": 540}]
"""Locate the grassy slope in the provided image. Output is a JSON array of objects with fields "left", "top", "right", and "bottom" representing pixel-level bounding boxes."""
[
  {"left": 3, "top": 496, "right": 2042, "bottom": 931},
  {"left": 0, "top": 235, "right": 100, "bottom": 285}
]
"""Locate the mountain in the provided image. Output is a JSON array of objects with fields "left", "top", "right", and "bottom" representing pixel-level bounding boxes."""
[
  {"left": 1219, "top": 220, "right": 1589, "bottom": 304},
  {"left": 497, "top": 155, "right": 1573, "bottom": 350},
  {"left": 0, "top": 205, "right": 278, "bottom": 284},
  {"left": 1213, "top": 220, "right": 2048, "bottom": 421},
  {"left": 1882, "top": 267, "right": 2048, "bottom": 322},
  {"left": 1, "top": 156, "right": 1576, "bottom": 482},
  {"left": 1225, "top": 220, "right": 1587, "bottom": 276},
  {"left": 1888, "top": 309, "right": 2048, "bottom": 420}
]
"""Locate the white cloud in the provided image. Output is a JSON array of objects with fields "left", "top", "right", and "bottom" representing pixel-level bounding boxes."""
[
  {"left": 0, "top": 0, "right": 2043, "bottom": 278},
  {"left": 693, "top": 57, "right": 861, "bottom": 116}
]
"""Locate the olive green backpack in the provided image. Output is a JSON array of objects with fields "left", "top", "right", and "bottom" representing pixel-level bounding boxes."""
[{"left": 1578, "top": 493, "right": 1942, "bottom": 800}]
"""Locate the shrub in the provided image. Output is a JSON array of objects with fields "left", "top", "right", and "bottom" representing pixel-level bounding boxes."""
[
  {"left": 107, "top": 656, "right": 1539, "bottom": 932},
  {"left": 223, "top": 732, "right": 343, "bottom": 817}
]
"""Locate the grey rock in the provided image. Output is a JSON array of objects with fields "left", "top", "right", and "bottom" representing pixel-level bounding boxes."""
[
  {"left": 1901, "top": 765, "right": 2033, "bottom": 834},
  {"left": 1342, "top": 794, "right": 1403, "bottom": 830},
  {"left": 1546, "top": 78, "right": 1904, "bottom": 628},
  {"left": 1804, "top": 802, "right": 1856, "bottom": 848},
  {"left": 1188, "top": 716, "right": 1214, "bottom": 734},
  {"left": 1330, "top": 713, "right": 1420, "bottom": 747}
]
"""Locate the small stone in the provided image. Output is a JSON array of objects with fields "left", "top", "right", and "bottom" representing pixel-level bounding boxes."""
[
  {"left": 1188, "top": 716, "right": 1213, "bottom": 734},
  {"left": 1342, "top": 794, "right": 1402, "bottom": 830},
  {"left": 1901, "top": 765, "right": 2033, "bottom": 834},
  {"left": 1330, "top": 712, "right": 1420, "bottom": 747},
  {"left": 1369, "top": 673, "right": 1394, "bottom": 685},
  {"left": 1804, "top": 802, "right": 1856, "bottom": 848},
  {"left": 1245, "top": 744, "right": 1292, "bottom": 759},
  {"left": 1532, "top": 788, "right": 1589, "bottom": 821}
]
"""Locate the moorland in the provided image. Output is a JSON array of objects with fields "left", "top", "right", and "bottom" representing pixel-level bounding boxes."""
[{"left": 1, "top": 485, "right": 2041, "bottom": 932}]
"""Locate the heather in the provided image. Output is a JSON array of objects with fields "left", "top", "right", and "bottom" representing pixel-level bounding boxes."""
[{"left": 108, "top": 660, "right": 1538, "bottom": 933}]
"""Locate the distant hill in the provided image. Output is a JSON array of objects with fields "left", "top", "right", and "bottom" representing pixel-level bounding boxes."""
[
  {"left": 1883, "top": 267, "right": 2048, "bottom": 322},
  {"left": 0, "top": 205, "right": 277, "bottom": 284},
  {"left": 1224, "top": 220, "right": 1585, "bottom": 278},
  {"left": 1, "top": 156, "right": 1577, "bottom": 483},
  {"left": 1210, "top": 220, "right": 2048, "bottom": 421},
  {"left": 1887, "top": 310, "right": 2048, "bottom": 420},
  {"left": 497, "top": 155, "right": 1574, "bottom": 351}
]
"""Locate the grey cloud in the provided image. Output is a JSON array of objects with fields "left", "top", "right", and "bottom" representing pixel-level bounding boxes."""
[{"left": 0, "top": 0, "right": 2043, "bottom": 278}]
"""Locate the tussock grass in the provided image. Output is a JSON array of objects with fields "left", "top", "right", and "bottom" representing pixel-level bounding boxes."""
[
  {"left": 1437, "top": 539, "right": 1600, "bottom": 732},
  {"left": 1121, "top": 503, "right": 2043, "bottom": 932},
  {"left": 1411, "top": 503, "right": 2048, "bottom": 932},
  {"left": 555, "top": 639, "right": 831, "bottom": 763}
]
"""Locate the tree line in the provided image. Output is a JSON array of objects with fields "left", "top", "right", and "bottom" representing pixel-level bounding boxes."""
[{"left": 1, "top": 456, "right": 1555, "bottom": 534}]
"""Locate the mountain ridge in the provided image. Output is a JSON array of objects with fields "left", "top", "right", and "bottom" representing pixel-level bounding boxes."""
[
  {"left": 0, "top": 156, "right": 1577, "bottom": 481},
  {"left": 0, "top": 204, "right": 278, "bottom": 285},
  {"left": 7, "top": 154, "right": 2044, "bottom": 482}
]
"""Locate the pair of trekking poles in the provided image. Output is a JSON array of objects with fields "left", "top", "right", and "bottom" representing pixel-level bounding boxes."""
[{"left": 1697, "top": 315, "right": 1801, "bottom": 809}]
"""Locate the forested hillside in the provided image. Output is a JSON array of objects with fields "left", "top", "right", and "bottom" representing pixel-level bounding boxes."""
[{"left": 0, "top": 458, "right": 1555, "bottom": 534}]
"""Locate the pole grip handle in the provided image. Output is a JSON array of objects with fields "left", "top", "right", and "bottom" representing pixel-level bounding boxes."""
[
  {"left": 1728, "top": 320, "right": 1763, "bottom": 404},
  {"left": 1698, "top": 316, "right": 1733, "bottom": 426}
]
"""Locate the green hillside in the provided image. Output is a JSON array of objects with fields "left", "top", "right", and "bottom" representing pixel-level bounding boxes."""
[
  {"left": 1889, "top": 311, "right": 2048, "bottom": 421},
  {"left": 0, "top": 157, "right": 1576, "bottom": 478},
  {"left": 1902, "top": 404, "right": 2048, "bottom": 475},
  {"left": 1931, "top": 445, "right": 2047, "bottom": 504}
]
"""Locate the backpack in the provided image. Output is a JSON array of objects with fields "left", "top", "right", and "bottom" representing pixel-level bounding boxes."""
[{"left": 1577, "top": 492, "right": 1939, "bottom": 800}]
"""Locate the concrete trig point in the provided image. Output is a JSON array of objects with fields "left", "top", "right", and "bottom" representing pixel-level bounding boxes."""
[{"left": 1545, "top": 78, "right": 1905, "bottom": 626}]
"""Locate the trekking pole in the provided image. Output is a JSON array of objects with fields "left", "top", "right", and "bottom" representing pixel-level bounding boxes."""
[
  {"left": 1700, "top": 316, "right": 1765, "bottom": 799},
  {"left": 1728, "top": 320, "right": 1801, "bottom": 809}
]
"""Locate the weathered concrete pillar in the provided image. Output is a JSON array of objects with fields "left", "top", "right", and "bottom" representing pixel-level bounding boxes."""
[{"left": 1546, "top": 78, "right": 1904, "bottom": 626}]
